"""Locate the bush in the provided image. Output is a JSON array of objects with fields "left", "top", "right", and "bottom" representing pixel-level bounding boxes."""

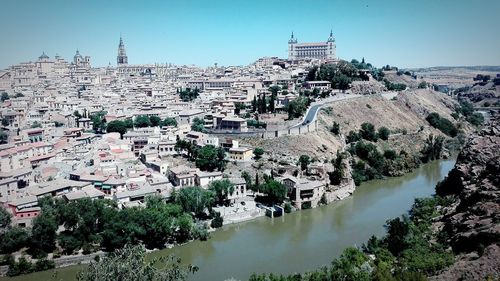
[
  {"left": 210, "top": 212, "right": 223, "bottom": 228},
  {"left": 331, "top": 122, "right": 340, "bottom": 135},
  {"left": 360, "top": 122, "right": 378, "bottom": 141},
  {"left": 426, "top": 113, "right": 457, "bottom": 137},
  {"left": 284, "top": 202, "right": 292, "bottom": 213},
  {"left": 346, "top": 131, "right": 361, "bottom": 143},
  {"left": 253, "top": 147, "right": 264, "bottom": 159},
  {"left": 384, "top": 150, "right": 397, "bottom": 160},
  {"left": 378, "top": 127, "right": 390, "bottom": 140},
  {"left": 34, "top": 258, "right": 55, "bottom": 272}
]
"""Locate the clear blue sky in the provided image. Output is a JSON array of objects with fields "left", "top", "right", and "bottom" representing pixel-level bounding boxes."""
[{"left": 1, "top": 0, "right": 499, "bottom": 69}]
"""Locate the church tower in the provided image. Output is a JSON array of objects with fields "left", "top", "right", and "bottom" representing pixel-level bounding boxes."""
[
  {"left": 327, "top": 30, "right": 336, "bottom": 60},
  {"left": 288, "top": 32, "right": 298, "bottom": 60},
  {"left": 117, "top": 36, "right": 128, "bottom": 65}
]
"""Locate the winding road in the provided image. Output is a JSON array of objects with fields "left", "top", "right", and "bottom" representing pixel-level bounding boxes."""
[{"left": 291, "top": 93, "right": 362, "bottom": 128}]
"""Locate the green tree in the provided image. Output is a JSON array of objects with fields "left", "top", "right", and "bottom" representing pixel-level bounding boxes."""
[
  {"left": 191, "top": 117, "right": 205, "bottom": 132},
  {"left": 360, "top": 122, "right": 378, "bottom": 141},
  {"left": 134, "top": 115, "right": 152, "bottom": 128},
  {"left": 0, "top": 131, "right": 7, "bottom": 144},
  {"left": 210, "top": 212, "right": 223, "bottom": 228},
  {"left": 346, "top": 130, "right": 361, "bottom": 143},
  {"left": 0, "top": 227, "right": 30, "bottom": 254},
  {"left": 30, "top": 121, "right": 42, "bottom": 128},
  {"left": 29, "top": 209, "right": 58, "bottom": 257},
  {"left": 420, "top": 134, "right": 445, "bottom": 163},
  {"left": 76, "top": 244, "right": 197, "bottom": 281},
  {"left": 149, "top": 116, "right": 161, "bottom": 127},
  {"left": 161, "top": 117, "right": 177, "bottom": 127},
  {"left": 253, "top": 147, "right": 264, "bottom": 160},
  {"left": 195, "top": 145, "right": 226, "bottom": 171},
  {"left": 0, "top": 205, "right": 11, "bottom": 229},
  {"left": 106, "top": 120, "right": 128, "bottom": 137},
  {"left": 260, "top": 180, "right": 287, "bottom": 203},
  {"left": 378, "top": 126, "right": 390, "bottom": 141},
  {"left": 331, "top": 122, "right": 340, "bottom": 135},
  {"left": 298, "top": 155, "right": 311, "bottom": 171},
  {"left": 174, "top": 186, "right": 213, "bottom": 217},
  {"left": 1, "top": 117, "right": 9, "bottom": 127},
  {"left": 208, "top": 179, "right": 234, "bottom": 206},
  {"left": 91, "top": 111, "right": 107, "bottom": 133},
  {"left": 1, "top": 92, "right": 9, "bottom": 102}
]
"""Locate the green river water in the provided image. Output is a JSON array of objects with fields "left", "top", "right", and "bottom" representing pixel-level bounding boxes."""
[{"left": 1, "top": 159, "right": 455, "bottom": 281}]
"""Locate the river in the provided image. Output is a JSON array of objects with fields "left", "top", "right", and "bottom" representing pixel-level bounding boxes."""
[{"left": 1, "top": 159, "right": 455, "bottom": 281}]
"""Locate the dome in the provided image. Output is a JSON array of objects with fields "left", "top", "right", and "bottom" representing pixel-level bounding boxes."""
[{"left": 38, "top": 52, "right": 49, "bottom": 60}]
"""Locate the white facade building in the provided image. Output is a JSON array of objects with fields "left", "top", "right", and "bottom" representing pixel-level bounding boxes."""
[{"left": 288, "top": 31, "right": 336, "bottom": 61}]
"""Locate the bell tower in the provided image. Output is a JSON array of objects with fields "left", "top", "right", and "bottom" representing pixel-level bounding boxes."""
[{"left": 117, "top": 36, "right": 128, "bottom": 65}]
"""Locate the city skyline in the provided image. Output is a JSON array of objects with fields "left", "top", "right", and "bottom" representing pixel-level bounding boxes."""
[{"left": 1, "top": 0, "right": 500, "bottom": 69}]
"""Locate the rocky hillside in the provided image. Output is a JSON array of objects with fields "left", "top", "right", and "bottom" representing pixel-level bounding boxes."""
[{"left": 431, "top": 113, "right": 500, "bottom": 281}]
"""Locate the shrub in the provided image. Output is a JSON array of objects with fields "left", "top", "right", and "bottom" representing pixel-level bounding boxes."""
[
  {"left": 378, "top": 127, "right": 390, "bottom": 140},
  {"left": 426, "top": 113, "right": 457, "bottom": 137},
  {"left": 331, "top": 122, "right": 340, "bottom": 135},
  {"left": 360, "top": 122, "right": 378, "bottom": 141},
  {"left": 346, "top": 131, "right": 361, "bottom": 143},
  {"left": 210, "top": 212, "right": 223, "bottom": 228},
  {"left": 384, "top": 150, "right": 397, "bottom": 160}
]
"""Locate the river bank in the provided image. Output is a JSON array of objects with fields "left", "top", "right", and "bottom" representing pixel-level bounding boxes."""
[{"left": 0, "top": 159, "right": 455, "bottom": 281}]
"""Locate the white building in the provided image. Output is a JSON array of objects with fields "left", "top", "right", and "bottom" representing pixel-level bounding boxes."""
[{"left": 288, "top": 31, "right": 336, "bottom": 61}]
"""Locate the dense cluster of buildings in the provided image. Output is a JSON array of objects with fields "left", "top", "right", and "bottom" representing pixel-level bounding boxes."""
[{"left": 0, "top": 32, "right": 341, "bottom": 227}]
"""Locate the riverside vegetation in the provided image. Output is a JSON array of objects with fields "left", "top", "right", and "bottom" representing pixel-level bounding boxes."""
[{"left": 247, "top": 114, "right": 498, "bottom": 281}]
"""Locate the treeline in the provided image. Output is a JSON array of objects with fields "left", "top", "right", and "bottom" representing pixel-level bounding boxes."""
[
  {"left": 345, "top": 122, "right": 445, "bottom": 185},
  {"left": 0, "top": 178, "right": 249, "bottom": 276},
  {"left": 248, "top": 196, "right": 455, "bottom": 281}
]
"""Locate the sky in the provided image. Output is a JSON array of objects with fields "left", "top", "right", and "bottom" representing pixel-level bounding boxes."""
[{"left": 1, "top": 0, "right": 499, "bottom": 69}]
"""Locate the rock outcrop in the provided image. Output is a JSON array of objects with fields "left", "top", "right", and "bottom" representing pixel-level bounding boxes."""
[{"left": 431, "top": 113, "right": 500, "bottom": 281}]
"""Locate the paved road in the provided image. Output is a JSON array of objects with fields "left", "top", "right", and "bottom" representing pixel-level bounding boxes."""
[{"left": 291, "top": 94, "right": 362, "bottom": 128}]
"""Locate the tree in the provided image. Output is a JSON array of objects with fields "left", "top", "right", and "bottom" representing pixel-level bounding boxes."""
[
  {"left": 1, "top": 92, "right": 9, "bottom": 102},
  {"left": 161, "top": 117, "right": 177, "bottom": 127},
  {"left": 149, "top": 116, "right": 161, "bottom": 127},
  {"left": 378, "top": 126, "right": 390, "bottom": 141},
  {"left": 191, "top": 117, "right": 205, "bottom": 132},
  {"left": 1, "top": 117, "right": 8, "bottom": 127},
  {"left": 210, "top": 212, "right": 223, "bottom": 228},
  {"left": 253, "top": 147, "right": 264, "bottom": 160},
  {"left": 106, "top": 120, "right": 128, "bottom": 137},
  {"left": 91, "top": 111, "right": 107, "bottom": 133},
  {"left": 260, "top": 180, "right": 287, "bottom": 203},
  {"left": 420, "top": 134, "right": 445, "bottom": 163},
  {"left": 29, "top": 209, "right": 58, "bottom": 257},
  {"left": 174, "top": 186, "right": 213, "bottom": 217},
  {"left": 208, "top": 179, "right": 234, "bottom": 206},
  {"left": 330, "top": 247, "right": 371, "bottom": 281},
  {"left": 360, "top": 122, "right": 378, "bottom": 141},
  {"left": 418, "top": 81, "right": 427, "bottom": 89},
  {"left": 0, "top": 227, "right": 30, "bottom": 254},
  {"left": 73, "top": 110, "right": 82, "bottom": 119},
  {"left": 331, "top": 122, "right": 340, "bottom": 135},
  {"left": 77, "top": 244, "right": 197, "bottom": 281},
  {"left": 134, "top": 115, "right": 152, "bottom": 128},
  {"left": 298, "top": 155, "right": 311, "bottom": 171},
  {"left": 0, "top": 205, "right": 11, "bottom": 229},
  {"left": 0, "top": 131, "right": 8, "bottom": 144},
  {"left": 241, "top": 171, "right": 252, "bottom": 188},
  {"left": 31, "top": 121, "right": 42, "bottom": 128},
  {"left": 195, "top": 145, "right": 225, "bottom": 171},
  {"left": 346, "top": 130, "right": 361, "bottom": 143},
  {"left": 332, "top": 74, "right": 351, "bottom": 90}
]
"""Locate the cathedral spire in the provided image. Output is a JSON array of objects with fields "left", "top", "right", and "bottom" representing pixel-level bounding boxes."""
[{"left": 117, "top": 35, "right": 128, "bottom": 65}]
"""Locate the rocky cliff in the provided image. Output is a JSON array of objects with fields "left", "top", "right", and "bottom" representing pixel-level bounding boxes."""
[{"left": 431, "top": 113, "right": 500, "bottom": 281}]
